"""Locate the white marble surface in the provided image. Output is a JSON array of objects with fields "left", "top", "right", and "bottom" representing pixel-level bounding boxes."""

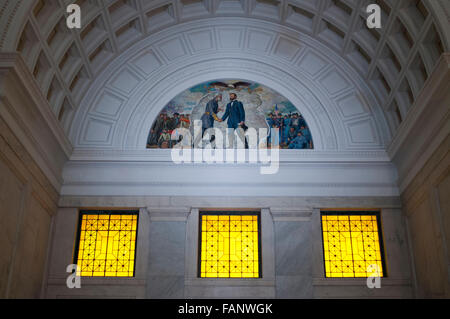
[
  {"left": 44, "top": 199, "right": 415, "bottom": 298},
  {"left": 275, "top": 221, "right": 312, "bottom": 276}
]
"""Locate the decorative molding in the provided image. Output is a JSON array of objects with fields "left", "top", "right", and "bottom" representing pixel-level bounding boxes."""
[
  {"left": 68, "top": 149, "right": 392, "bottom": 162},
  {"left": 1, "top": 0, "right": 449, "bottom": 148},
  {"left": 438, "top": 0, "right": 450, "bottom": 22},
  {"left": 271, "top": 209, "right": 312, "bottom": 222},
  {"left": 312, "top": 278, "right": 411, "bottom": 286},
  {"left": 0, "top": 0, "right": 23, "bottom": 49},
  {"left": 185, "top": 278, "right": 275, "bottom": 287},
  {"left": 59, "top": 159, "right": 400, "bottom": 197},
  {"left": 58, "top": 196, "right": 403, "bottom": 209},
  {"left": 2, "top": 2, "right": 448, "bottom": 200},
  {"left": 0, "top": 53, "right": 73, "bottom": 156},
  {"left": 46, "top": 277, "right": 147, "bottom": 286},
  {"left": 0, "top": 53, "right": 73, "bottom": 191},
  {"left": 69, "top": 18, "right": 390, "bottom": 153},
  {"left": 147, "top": 207, "right": 191, "bottom": 221},
  {"left": 387, "top": 54, "right": 450, "bottom": 158},
  {"left": 387, "top": 54, "right": 450, "bottom": 192}
]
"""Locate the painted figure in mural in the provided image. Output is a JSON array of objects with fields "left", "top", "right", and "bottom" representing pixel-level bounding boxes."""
[
  {"left": 221, "top": 93, "right": 245, "bottom": 129},
  {"left": 266, "top": 113, "right": 274, "bottom": 127},
  {"left": 221, "top": 93, "right": 246, "bottom": 148},
  {"left": 169, "top": 113, "right": 180, "bottom": 130},
  {"left": 180, "top": 114, "right": 190, "bottom": 129},
  {"left": 162, "top": 114, "right": 172, "bottom": 131},
  {"left": 146, "top": 79, "right": 314, "bottom": 150},
  {"left": 149, "top": 113, "right": 165, "bottom": 146},
  {"left": 300, "top": 125, "right": 312, "bottom": 148},
  {"left": 192, "top": 94, "right": 223, "bottom": 148},
  {"left": 282, "top": 114, "right": 291, "bottom": 145},
  {"left": 287, "top": 126, "right": 297, "bottom": 145},
  {"left": 201, "top": 94, "right": 223, "bottom": 136},
  {"left": 291, "top": 113, "right": 299, "bottom": 133},
  {"left": 288, "top": 131, "right": 307, "bottom": 149},
  {"left": 158, "top": 129, "right": 171, "bottom": 148}
]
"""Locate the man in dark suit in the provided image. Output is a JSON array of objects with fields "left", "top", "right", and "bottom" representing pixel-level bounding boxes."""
[
  {"left": 221, "top": 93, "right": 245, "bottom": 129},
  {"left": 221, "top": 93, "right": 246, "bottom": 148}
]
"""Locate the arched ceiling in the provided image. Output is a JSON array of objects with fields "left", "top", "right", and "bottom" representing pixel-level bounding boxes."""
[
  {"left": 69, "top": 17, "right": 390, "bottom": 151},
  {"left": 2, "top": 0, "right": 450, "bottom": 152}
]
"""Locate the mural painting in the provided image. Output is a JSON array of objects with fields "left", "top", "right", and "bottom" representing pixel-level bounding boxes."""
[{"left": 146, "top": 80, "right": 313, "bottom": 149}]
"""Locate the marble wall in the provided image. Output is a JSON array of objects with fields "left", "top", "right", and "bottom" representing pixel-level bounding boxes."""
[
  {"left": 0, "top": 116, "right": 57, "bottom": 298},
  {"left": 147, "top": 221, "right": 185, "bottom": 299},
  {"left": 0, "top": 55, "right": 68, "bottom": 299},
  {"left": 274, "top": 220, "right": 312, "bottom": 298},
  {"left": 402, "top": 135, "right": 450, "bottom": 298},
  {"left": 44, "top": 196, "right": 413, "bottom": 299}
]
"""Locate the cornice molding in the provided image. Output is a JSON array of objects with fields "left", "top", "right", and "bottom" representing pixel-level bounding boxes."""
[
  {"left": 2, "top": 0, "right": 450, "bottom": 152},
  {"left": 387, "top": 53, "right": 450, "bottom": 192},
  {"left": 0, "top": 53, "right": 73, "bottom": 156},
  {"left": 70, "top": 18, "right": 389, "bottom": 152},
  {"left": 147, "top": 207, "right": 191, "bottom": 221},
  {"left": 58, "top": 195, "right": 402, "bottom": 209},
  {"left": 60, "top": 159, "right": 399, "bottom": 197},
  {"left": 0, "top": 0, "right": 23, "bottom": 50},
  {"left": 69, "top": 149, "right": 392, "bottom": 163},
  {"left": 387, "top": 53, "right": 450, "bottom": 158},
  {"left": 0, "top": 53, "right": 73, "bottom": 191}
]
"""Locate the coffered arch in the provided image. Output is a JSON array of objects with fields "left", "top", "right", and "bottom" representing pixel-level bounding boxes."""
[
  {"left": 69, "top": 17, "right": 391, "bottom": 151},
  {"left": 2, "top": 0, "right": 450, "bottom": 151},
  {"left": 121, "top": 58, "right": 335, "bottom": 151}
]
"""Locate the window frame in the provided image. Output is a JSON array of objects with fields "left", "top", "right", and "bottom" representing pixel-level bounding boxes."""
[
  {"left": 197, "top": 211, "right": 263, "bottom": 279},
  {"left": 320, "top": 211, "right": 387, "bottom": 278},
  {"left": 74, "top": 210, "right": 140, "bottom": 278}
]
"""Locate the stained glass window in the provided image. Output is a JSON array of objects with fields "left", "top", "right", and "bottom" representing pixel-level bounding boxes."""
[
  {"left": 199, "top": 213, "right": 261, "bottom": 278},
  {"left": 74, "top": 211, "right": 138, "bottom": 277},
  {"left": 321, "top": 212, "right": 386, "bottom": 278}
]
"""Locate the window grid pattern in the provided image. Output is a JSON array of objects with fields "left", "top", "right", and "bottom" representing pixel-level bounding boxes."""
[
  {"left": 75, "top": 212, "right": 138, "bottom": 277},
  {"left": 199, "top": 213, "right": 261, "bottom": 278},
  {"left": 321, "top": 213, "right": 385, "bottom": 278}
]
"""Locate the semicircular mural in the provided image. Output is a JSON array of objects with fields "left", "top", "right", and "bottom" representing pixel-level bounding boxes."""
[{"left": 146, "top": 80, "right": 313, "bottom": 149}]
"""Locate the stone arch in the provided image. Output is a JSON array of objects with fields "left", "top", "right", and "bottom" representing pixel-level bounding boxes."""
[
  {"left": 2, "top": 1, "right": 449, "bottom": 141},
  {"left": 70, "top": 18, "right": 390, "bottom": 152}
]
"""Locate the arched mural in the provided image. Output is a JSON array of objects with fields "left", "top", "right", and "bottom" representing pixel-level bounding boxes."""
[{"left": 146, "top": 80, "right": 313, "bottom": 149}]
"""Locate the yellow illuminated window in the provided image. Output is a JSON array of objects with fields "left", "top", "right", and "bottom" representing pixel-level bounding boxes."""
[
  {"left": 199, "top": 213, "right": 261, "bottom": 278},
  {"left": 75, "top": 211, "right": 138, "bottom": 277},
  {"left": 321, "top": 212, "right": 386, "bottom": 278}
]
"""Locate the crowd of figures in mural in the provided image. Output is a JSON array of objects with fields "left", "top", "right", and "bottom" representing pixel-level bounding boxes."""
[
  {"left": 146, "top": 80, "right": 314, "bottom": 149},
  {"left": 147, "top": 112, "right": 191, "bottom": 148}
]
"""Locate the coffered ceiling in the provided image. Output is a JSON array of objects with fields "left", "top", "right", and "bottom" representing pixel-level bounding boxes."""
[{"left": 1, "top": 0, "right": 449, "bottom": 150}]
